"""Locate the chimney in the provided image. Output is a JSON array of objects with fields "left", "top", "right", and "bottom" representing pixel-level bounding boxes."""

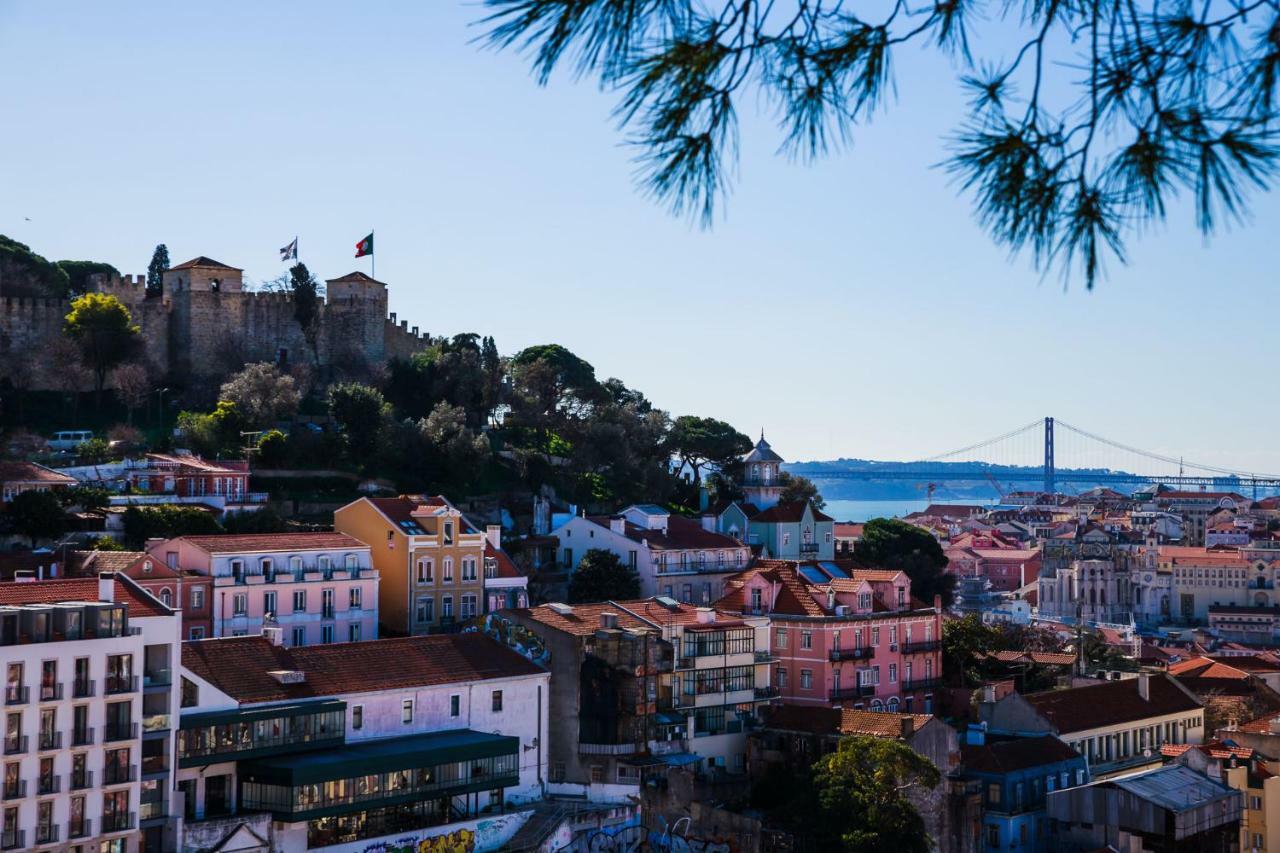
[
  {"left": 701, "top": 514, "right": 716, "bottom": 533},
  {"left": 1138, "top": 672, "right": 1151, "bottom": 702},
  {"left": 901, "top": 716, "right": 916, "bottom": 740},
  {"left": 262, "top": 624, "right": 284, "bottom": 646},
  {"left": 827, "top": 588, "right": 836, "bottom": 611},
  {"left": 98, "top": 572, "right": 115, "bottom": 602},
  {"left": 485, "top": 524, "right": 501, "bottom": 551},
  {"left": 695, "top": 607, "right": 715, "bottom": 624},
  {"left": 610, "top": 517, "right": 625, "bottom": 535},
  {"left": 599, "top": 612, "right": 618, "bottom": 630}
]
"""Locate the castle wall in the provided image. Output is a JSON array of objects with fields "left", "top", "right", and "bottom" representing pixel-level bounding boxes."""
[{"left": 0, "top": 296, "right": 69, "bottom": 387}]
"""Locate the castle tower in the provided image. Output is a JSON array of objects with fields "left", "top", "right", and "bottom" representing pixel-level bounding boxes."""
[
  {"left": 324, "top": 272, "right": 389, "bottom": 366},
  {"left": 164, "top": 257, "right": 246, "bottom": 380},
  {"left": 742, "top": 432, "right": 784, "bottom": 510}
]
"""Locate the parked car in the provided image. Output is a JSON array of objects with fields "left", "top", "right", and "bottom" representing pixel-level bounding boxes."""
[{"left": 49, "top": 430, "right": 94, "bottom": 451}]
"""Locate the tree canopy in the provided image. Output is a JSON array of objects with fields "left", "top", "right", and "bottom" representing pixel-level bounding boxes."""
[
  {"left": 778, "top": 471, "right": 825, "bottom": 510},
  {"left": 480, "top": 0, "right": 1280, "bottom": 288},
  {"left": 219, "top": 363, "right": 302, "bottom": 429},
  {"left": 0, "top": 235, "right": 71, "bottom": 298},
  {"left": 63, "top": 292, "right": 141, "bottom": 407},
  {"left": 855, "top": 518, "right": 956, "bottom": 606},
  {"left": 568, "top": 548, "right": 642, "bottom": 603},
  {"left": 56, "top": 260, "right": 120, "bottom": 296},
  {"left": 668, "top": 415, "right": 751, "bottom": 484},
  {"left": 146, "top": 244, "right": 169, "bottom": 297},
  {"left": 7, "top": 490, "right": 68, "bottom": 546},
  {"left": 328, "top": 383, "right": 391, "bottom": 464}
]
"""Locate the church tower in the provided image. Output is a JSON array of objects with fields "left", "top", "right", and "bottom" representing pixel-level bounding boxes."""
[{"left": 742, "top": 432, "right": 784, "bottom": 510}]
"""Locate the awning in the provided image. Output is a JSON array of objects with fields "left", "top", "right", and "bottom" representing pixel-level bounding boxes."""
[{"left": 240, "top": 728, "right": 518, "bottom": 785}]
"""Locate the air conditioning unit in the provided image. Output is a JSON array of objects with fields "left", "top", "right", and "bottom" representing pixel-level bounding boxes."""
[{"left": 890, "top": 644, "right": 899, "bottom": 652}]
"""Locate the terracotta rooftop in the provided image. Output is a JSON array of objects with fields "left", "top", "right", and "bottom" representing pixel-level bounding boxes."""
[
  {"left": 749, "top": 501, "right": 833, "bottom": 524},
  {"left": 0, "top": 461, "right": 77, "bottom": 486},
  {"left": 716, "top": 563, "right": 827, "bottom": 617},
  {"left": 761, "top": 703, "right": 932, "bottom": 739},
  {"left": 0, "top": 576, "right": 168, "bottom": 618},
  {"left": 175, "top": 533, "right": 369, "bottom": 554},
  {"left": 361, "top": 495, "right": 480, "bottom": 535},
  {"left": 182, "top": 633, "right": 545, "bottom": 704},
  {"left": 1023, "top": 674, "right": 1202, "bottom": 734},
  {"left": 584, "top": 514, "right": 745, "bottom": 551},
  {"left": 962, "top": 735, "right": 1082, "bottom": 775},
  {"left": 982, "top": 650, "right": 1077, "bottom": 667},
  {"left": 511, "top": 598, "right": 742, "bottom": 636},
  {"left": 166, "top": 256, "right": 241, "bottom": 271}
]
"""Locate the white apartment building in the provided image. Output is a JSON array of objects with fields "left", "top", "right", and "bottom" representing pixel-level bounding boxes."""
[
  {"left": 174, "top": 631, "right": 549, "bottom": 852},
  {"left": 0, "top": 573, "right": 182, "bottom": 853}
]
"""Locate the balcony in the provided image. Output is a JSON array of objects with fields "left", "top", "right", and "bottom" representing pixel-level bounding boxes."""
[
  {"left": 102, "top": 812, "right": 136, "bottom": 833},
  {"left": 70, "top": 770, "right": 93, "bottom": 791},
  {"left": 578, "top": 741, "right": 645, "bottom": 756},
  {"left": 104, "top": 722, "right": 139, "bottom": 742},
  {"left": 38, "top": 731, "right": 61, "bottom": 751},
  {"left": 1, "top": 780, "right": 25, "bottom": 800},
  {"left": 828, "top": 684, "right": 876, "bottom": 702},
  {"left": 38, "top": 683, "right": 63, "bottom": 702},
  {"left": 903, "top": 677, "right": 943, "bottom": 692},
  {"left": 798, "top": 543, "right": 820, "bottom": 555},
  {"left": 67, "top": 819, "right": 91, "bottom": 840},
  {"left": 37, "top": 774, "right": 59, "bottom": 795},
  {"left": 754, "top": 650, "right": 775, "bottom": 663},
  {"left": 901, "top": 640, "right": 941, "bottom": 655},
  {"left": 178, "top": 699, "right": 346, "bottom": 767},
  {"left": 1, "top": 829, "right": 23, "bottom": 850},
  {"left": 829, "top": 647, "right": 871, "bottom": 662},
  {"left": 140, "top": 800, "right": 168, "bottom": 821},
  {"left": 3, "top": 736, "right": 27, "bottom": 756},
  {"left": 754, "top": 686, "right": 780, "bottom": 700},
  {"left": 142, "top": 714, "right": 172, "bottom": 734},
  {"left": 73, "top": 727, "right": 94, "bottom": 747},
  {"left": 103, "top": 764, "right": 137, "bottom": 785},
  {"left": 34, "top": 823, "right": 59, "bottom": 845},
  {"left": 73, "top": 679, "right": 95, "bottom": 698},
  {"left": 3, "top": 686, "right": 27, "bottom": 706},
  {"left": 105, "top": 675, "right": 139, "bottom": 695},
  {"left": 143, "top": 669, "right": 172, "bottom": 690}
]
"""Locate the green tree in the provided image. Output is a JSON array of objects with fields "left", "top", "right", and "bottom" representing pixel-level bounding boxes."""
[
  {"left": 778, "top": 471, "right": 825, "bottom": 510},
  {"left": 668, "top": 416, "right": 751, "bottom": 484},
  {"left": 942, "top": 613, "right": 1005, "bottom": 686},
  {"left": 567, "top": 549, "right": 641, "bottom": 603},
  {"left": 288, "top": 263, "right": 321, "bottom": 362},
  {"left": 481, "top": 0, "right": 1280, "bottom": 288},
  {"left": 222, "top": 506, "right": 290, "bottom": 535},
  {"left": 0, "top": 235, "right": 71, "bottom": 297},
  {"left": 76, "top": 438, "right": 114, "bottom": 464},
  {"left": 146, "top": 244, "right": 169, "bottom": 298},
  {"left": 804, "top": 736, "right": 940, "bottom": 852},
  {"left": 91, "top": 536, "right": 127, "bottom": 551},
  {"left": 176, "top": 400, "right": 246, "bottom": 458},
  {"left": 62, "top": 486, "right": 111, "bottom": 512},
  {"left": 63, "top": 292, "right": 141, "bottom": 409},
  {"left": 855, "top": 518, "right": 956, "bottom": 606},
  {"left": 219, "top": 363, "right": 301, "bottom": 429},
  {"left": 121, "top": 505, "right": 222, "bottom": 547},
  {"left": 112, "top": 363, "right": 152, "bottom": 425},
  {"left": 328, "top": 383, "right": 390, "bottom": 463},
  {"left": 56, "top": 260, "right": 120, "bottom": 296},
  {"left": 256, "top": 429, "right": 289, "bottom": 468},
  {"left": 8, "top": 490, "right": 68, "bottom": 546}
]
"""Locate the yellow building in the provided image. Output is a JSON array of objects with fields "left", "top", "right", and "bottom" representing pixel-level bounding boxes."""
[
  {"left": 334, "top": 495, "right": 487, "bottom": 634},
  {"left": 1168, "top": 740, "right": 1280, "bottom": 852}
]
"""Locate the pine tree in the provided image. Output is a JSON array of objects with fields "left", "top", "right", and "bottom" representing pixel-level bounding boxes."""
[{"left": 146, "top": 244, "right": 169, "bottom": 297}]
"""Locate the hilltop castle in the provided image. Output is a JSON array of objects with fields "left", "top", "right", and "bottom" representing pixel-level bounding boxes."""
[{"left": 0, "top": 255, "right": 429, "bottom": 391}]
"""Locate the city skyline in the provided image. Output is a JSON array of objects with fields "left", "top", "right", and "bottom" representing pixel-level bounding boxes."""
[{"left": 3, "top": 2, "right": 1277, "bottom": 471}]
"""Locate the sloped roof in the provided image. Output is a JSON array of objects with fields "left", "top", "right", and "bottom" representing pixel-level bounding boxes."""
[
  {"left": 167, "top": 256, "right": 241, "bottom": 271},
  {"left": 962, "top": 735, "right": 1082, "bottom": 774},
  {"left": 716, "top": 563, "right": 827, "bottom": 617},
  {"left": 585, "top": 514, "right": 744, "bottom": 551},
  {"left": 326, "top": 271, "right": 385, "bottom": 285},
  {"left": 0, "top": 576, "right": 168, "bottom": 618},
  {"left": 750, "top": 501, "right": 834, "bottom": 523},
  {"left": 177, "top": 533, "right": 369, "bottom": 554},
  {"left": 511, "top": 601, "right": 655, "bottom": 637},
  {"left": 1023, "top": 674, "right": 1202, "bottom": 734},
  {"left": 182, "top": 633, "right": 545, "bottom": 704},
  {"left": 0, "top": 461, "right": 77, "bottom": 486},
  {"left": 743, "top": 436, "right": 782, "bottom": 463}
]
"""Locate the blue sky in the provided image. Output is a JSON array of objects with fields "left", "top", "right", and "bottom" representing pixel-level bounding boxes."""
[{"left": 3, "top": 2, "right": 1277, "bottom": 472}]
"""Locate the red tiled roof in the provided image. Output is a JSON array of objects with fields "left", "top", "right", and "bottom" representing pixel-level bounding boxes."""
[
  {"left": 962, "top": 735, "right": 1082, "bottom": 774},
  {"left": 182, "top": 633, "right": 544, "bottom": 703},
  {"left": 982, "top": 651, "right": 1077, "bottom": 666},
  {"left": 1024, "top": 675, "right": 1202, "bottom": 734},
  {"left": 834, "top": 523, "right": 864, "bottom": 538},
  {"left": 0, "top": 577, "right": 168, "bottom": 618},
  {"left": 363, "top": 496, "right": 479, "bottom": 534},
  {"left": 584, "top": 514, "right": 745, "bottom": 551},
  {"left": 749, "top": 501, "right": 833, "bottom": 523},
  {"left": 0, "top": 461, "right": 77, "bottom": 486},
  {"left": 1169, "top": 657, "right": 1252, "bottom": 681},
  {"left": 145, "top": 453, "right": 247, "bottom": 473},
  {"left": 1237, "top": 714, "right": 1280, "bottom": 734},
  {"left": 716, "top": 563, "right": 827, "bottom": 617},
  {"left": 177, "top": 533, "right": 368, "bottom": 554},
  {"left": 512, "top": 601, "right": 656, "bottom": 637},
  {"left": 762, "top": 703, "right": 932, "bottom": 738},
  {"left": 485, "top": 543, "right": 522, "bottom": 579}
]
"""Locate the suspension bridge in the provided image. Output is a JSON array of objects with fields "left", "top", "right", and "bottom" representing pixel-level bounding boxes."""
[{"left": 796, "top": 418, "right": 1280, "bottom": 498}]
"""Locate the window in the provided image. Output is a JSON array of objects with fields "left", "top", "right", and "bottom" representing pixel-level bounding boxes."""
[
  {"left": 293, "top": 590, "right": 306, "bottom": 612},
  {"left": 348, "top": 623, "right": 361, "bottom": 642},
  {"left": 590, "top": 765, "right": 604, "bottom": 783},
  {"left": 322, "top": 588, "right": 335, "bottom": 618},
  {"left": 461, "top": 594, "right": 478, "bottom": 619},
  {"left": 416, "top": 596, "right": 434, "bottom": 625},
  {"left": 345, "top": 553, "right": 358, "bottom": 570},
  {"left": 401, "top": 699, "right": 413, "bottom": 724},
  {"left": 444, "top": 521, "right": 454, "bottom": 545},
  {"left": 160, "top": 588, "right": 172, "bottom": 607},
  {"left": 775, "top": 628, "right": 787, "bottom": 648},
  {"left": 189, "top": 626, "right": 205, "bottom": 640},
  {"left": 291, "top": 627, "right": 305, "bottom": 647},
  {"left": 233, "top": 593, "right": 247, "bottom": 616},
  {"left": 317, "top": 554, "right": 331, "bottom": 571},
  {"left": 321, "top": 625, "right": 334, "bottom": 644},
  {"left": 858, "top": 592, "right": 872, "bottom": 609},
  {"left": 442, "top": 595, "right": 454, "bottom": 619},
  {"left": 889, "top": 663, "right": 897, "bottom": 683},
  {"left": 988, "top": 783, "right": 1002, "bottom": 805},
  {"left": 1251, "top": 795, "right": 1263, "bottom": 810},
  {"left": 450, "top": 695, "right": 461, "bottom": 717},
  {"left": 872, "top": 627, "right": 880, "bottom": 646},
  {"left": 750, "top": 588, "right": 762, "bottom": 612},
  {"left": 800, "top": 669, "right": 812, "bottom": 689},
  {"left": 191, "top": 587, "right": 205, "bottom": 609},
  {"left": 263, "top": 591, "right": 277, "bottom": 617},
  {"left": 443, "top": 558, "right": 454, "bottom": 583},
  {"left": 782, "top": 533, "right": 791, "bottom": 546},
  {"left": 492, "top": 690, "right": 503, "bottom": 712},
  {"left": 351, "top": 704, "right": 364, "bottom": 730},
  {"left": 800, "top": 631, "right": 812, "bottom": 650},
  {"left": 349, "top": 588, "right": 362, "bottom": 609},
  {"left": 889, "top": 626, "right": 897, "bottom": 645},
  {"left": 463, "top": 558, "right": 478, "bottom": 581},
  {"left": 417, "top": 559, "right": 433, "bottom": 583},
  {"left": 776, "top": 668, "right": 787, "bottom": 688}
]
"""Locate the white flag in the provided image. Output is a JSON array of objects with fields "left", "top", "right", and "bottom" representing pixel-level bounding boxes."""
[{"left": 280, "top": 237, "right": 298, "bottom": 262}]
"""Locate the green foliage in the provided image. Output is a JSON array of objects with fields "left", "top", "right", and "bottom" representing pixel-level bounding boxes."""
[
  {"left": 327, "top": 383, "right": 390, "bottom": 464},
  {"left": 146, "top": 244, "right": 169, "bottom": 298},
  {"left": 56, "top": 260, "right": 120, "bottom": 296},
  {"left": 221, "top": 507, "right": 290, "bottom": 534},
  {"left": 0, "top": 235, "right": 71, "bottom": 297},
  {"left": 63, "top": 292, "right": 141, "bottom": 404},
  {"left": 121, "top": 505, "right": 221, "bottom": 547},
  {"left": 7, "top": 490, "right": 68, "bottom": 544},
  {"left": 480, "top": 0, "right": 1280, "bottom": 288},
  {"left": 63, "top": 486, "right": 111, "bottom": 512},
  {"left": 855, "top": 518, "right": 956, "bottom": 606},
  {"left": 219, "top": 363, "right": 301, "bottom": 429},
  {"left": 75, "top": 437, "right": 114, "bottom": 464},
  {"left": 256, "top": 430, "right": 288, "bottom": 468},
  {"left": 668, "top": 416, "right": 750, "bottom": 483},
  {"left": 91, "top": 535, "right": 127, "bottom": 551},
  {"left": 568, "top": 548, "right": 641, "bottom": 603},
  {"left": 288, "top": 263, "right": 321, "bottom": 359},
  {"left": 176, "top": 401, "right": 246, "bottom": 458},
  {"left": 778, "top": 471, "right": 825, "bottom": 511},
  {"left": 943, "top": 614, "right": 1066, "bottom": 689}
]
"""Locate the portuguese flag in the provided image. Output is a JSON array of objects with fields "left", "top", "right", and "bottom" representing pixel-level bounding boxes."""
[{"left": 354, "top": 232, "right": 374, "bottom": 258}]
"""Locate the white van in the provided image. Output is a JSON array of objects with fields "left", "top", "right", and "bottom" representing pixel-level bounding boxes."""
[{"left": 49, "top": 430, "right": 94, "bottom": 451}]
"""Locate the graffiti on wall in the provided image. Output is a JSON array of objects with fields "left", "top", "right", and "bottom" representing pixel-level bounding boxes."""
[
  {"left": 646, "top": 816, "right": 735, "bottom": 853},
  {"left": 571, "top": 820, "right": 644, "bottom": 852},
  {"left": 479, "top": 612, "right": 551, "bottom": 666},
  {"left": 357, "top": 828, "right": 473, "bottom": 853}
]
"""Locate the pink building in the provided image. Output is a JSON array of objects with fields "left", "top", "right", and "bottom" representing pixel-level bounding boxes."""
[
  {"left": 146, "top": 533, "right": 379, "bottom": 646},
  {"left": 944, "top": 531, "right": 1042, "bottom": 593},
  {"left": 716, "top": 560, "right": 943, "bottom": 714}
]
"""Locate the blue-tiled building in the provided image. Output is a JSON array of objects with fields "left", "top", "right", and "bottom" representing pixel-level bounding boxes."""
[{"left": 960, "top": 727, "right": 1089, "bottom": 852}]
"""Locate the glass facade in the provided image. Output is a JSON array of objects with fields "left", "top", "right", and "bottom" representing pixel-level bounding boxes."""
[
  {"left": 682, "top": 627, "right": 753, "bottom": 658},
  {"left": 177, "top": 703, "right": 345, "bottom": 767}
]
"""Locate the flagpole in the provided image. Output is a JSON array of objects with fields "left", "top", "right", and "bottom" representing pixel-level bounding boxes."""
[{"left": 371, "top": 229, "right": 375, "bottom": 280}]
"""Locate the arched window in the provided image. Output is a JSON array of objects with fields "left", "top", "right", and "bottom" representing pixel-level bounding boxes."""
[
  {"left": 344, "top": 554, "right": 358, "bottom": 569},
  {"left": 317, "top": 555, "right": 331, "bottom": 571},
  {"left": 870, "top": 699, "right": 884, "bottom": 712},
  {"left": 886, "top": 697, "right": 900, "bottom": 712},
  {"left": 159, "top": 589, "right": 172, "bottom": 607},
  {"left": 288, "top": 556, "right": 302, "bottom": 572}
]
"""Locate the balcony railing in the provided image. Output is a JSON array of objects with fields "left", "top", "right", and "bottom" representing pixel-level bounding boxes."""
[
  {"left": 903, "top": 677, "right": 943, "bottom": 692},
  {"left": 67, "top": 819, "right": 91, "bottom": 840},
  {"left": 754, "top": 650, "right": 775, "bottom": 663},
  {"left": 140, "top": 800, "right": 168, "bottom": 821},
  {"left": 103, "top": 764, "right": 137, "bottom": 785},
  {"left": 38, "top": 683, "right": 63, "bottom": 702},
  {"left": 105, "top": 675, "right": 139, "bottom": 695},
  {"left": 70, "top": 770, "right": 93, "bottom": 791},
  {"left": 73, "top": 679, "right": 95, "bottom": 698},
  {"left": 2, "top": 736, "right": 27, "bottom": 756},
  {"left": 798, "top": 543, "right": 820, "bottom": 555},
  {"left": 830, "top": 647, "right": 871, "bottom": 662},
  {"left": 38, "top": 731, "right": 61, "bottom": 751},
  {"left": 104, "top": 722, "right": 138, "bottom": 742},
  {"left": 101, "top": 812, "right": 135, "bottom": 833},
  {"left": 1, "top": 829, "right": 23, "bottom": 850},
  {"left": 828, "top": 684, "right": 876, "bottom": 702},
  {"left": 754, "top": 686, "right": 780, "bottom": 700},
  {"left": 143, "top": 669, "right": 172, "bottom": 689},
  {"left": 73, "top": 727, "right": 94, "bottom": 746},
  {"left": 901, "top": 640, "right": 941, "bottom": 655},
  {"left": 1, "top": 781, "right": 25, "bottom": 800},
  {"left": 3, "top": 686, "right": 27, "bottom": 706},
  {"left": 37, "top": 774, "right": 59, "bottom": 795},
  {"left": 142, "top": 714, "right": 172, "bottom": 733},
  {"left": 34, "top": 824, "right": 59, "bottom": 845},
  {"left": 578, "top": 741, "right": 646, "bottom": 755}
]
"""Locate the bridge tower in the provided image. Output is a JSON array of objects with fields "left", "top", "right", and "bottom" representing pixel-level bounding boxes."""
[{"left": 1044, "top": 417, "right": 1056, "bottom": 495}]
